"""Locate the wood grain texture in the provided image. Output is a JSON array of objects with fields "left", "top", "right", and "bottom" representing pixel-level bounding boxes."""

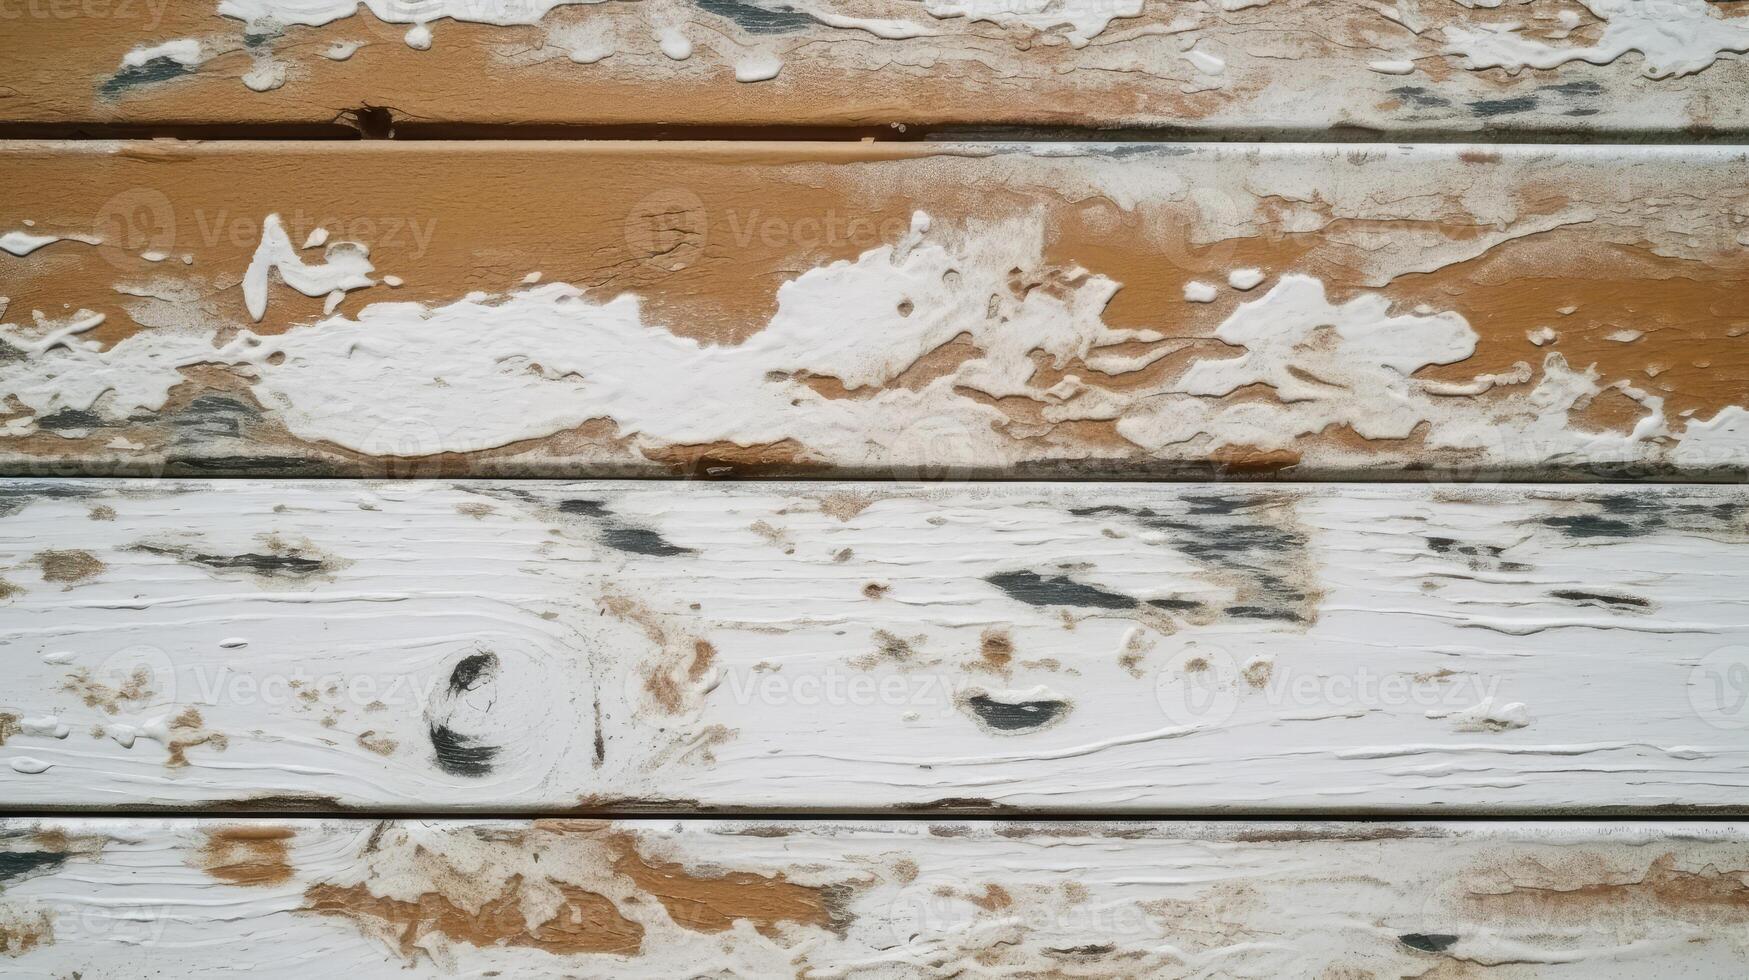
[
  {"left": 2, "top": 479, "right": 1747, "bottom": 813},
  {"left": 2, "top": 817, "right": 1748, "bottom": 976},
  {"left": 5, "top": 1, "right": 1749, "bottom": 135},
  {"left": 3, "top": 140, "right": 1749, "bottom": 479}
]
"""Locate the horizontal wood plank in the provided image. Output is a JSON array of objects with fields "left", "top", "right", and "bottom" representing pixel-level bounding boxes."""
[
  {"left": 1, "top": 817, "right": 1747, "bottom": 975},
  {"left": 6, "top": 1, "right": 1749, "bottom": 135},
  {"left": 2, "top": 479, "right": 1747, "bottom": 813},
  {"left": 3, "top": 141, "right": 1748, "bottom": 478}
]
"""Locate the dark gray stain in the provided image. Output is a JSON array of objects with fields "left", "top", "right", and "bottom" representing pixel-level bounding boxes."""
[
  {"left": 100, "top": 56, "right": 192, "bottom": 97},
  {"left": 963, "top": 693, "right": 1070, "bottom": 732},
  {"left": 428, "top": 723, "right": 499, "bottom": 778},
  {"left": 1542, "top": 80, "right": 1603, "bottom": 96},
  {"left": 173, "top": 395, "right": 259, "bottom": 441},
  {"left": 1548, "top": 589, "right": 1650, "bottom": 609},
  {"left": 448, "top": 651, "right": 499, "bottom": 694},
  {"left": 558, "top": 498, "right": 610, "bottom": 517},
  {"left": 0, "top": 483, "right": 106, "bottom": 518},
  {"left": 129, "top": 543, "right": 327, "bottom": 577},
  {"left": 965, "top": 689, "right": 1070, "bottom": 735},
  {"left": 1070, "top": 494, "right": 1316, "bottom": 625},
  {"left": 1536, "top": 493, "right": 1748, "bottom": 541},
  {"left": 429, "top": 652, "right": 501, "bottom": 778},
  {"left": 0, "top": 848, "right": 68, "bottom": 885},
  {"left": 695, "top": 0, "right": 816, "bottom": 34},
  {"left": 985, "top": 570, "right": 1143, "bottom": 610},
  {"left": 1425, "top": 536, "right": 1532, "bottom": 573},
  {"left": 557, "top": 497, "right": 695, "bottom": 557},
  {"left": 242, "top": 28, "right": 282, "bottom": 49},
  {"left": 34, "top": 408, "right": 104, "bottom": 432},
  {"left": 602, "top": 526, "right": 696, "bottom": 557},
  {"left": 1048, "top": 943, "right": 1117, "bottom": 956},
  {"left": 0, "top": 339, "right": 27, "bottom": 363},
  {"left": 1389, "top": 86, "right": 1452, "bottom": 109},
  {"left": 1399, "top": 933, "right": 1459, "bottom": 953},
  {"left": 1469, "top": 96, "right": 1539, "bottom": 116},
  {"left": 166, "top": 454, "right": 309, "bottom": 472}
]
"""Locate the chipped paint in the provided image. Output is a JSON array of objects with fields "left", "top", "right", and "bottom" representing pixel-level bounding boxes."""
[
  {"left": 1, "top": 818, "right": 1748, "bottom": 974},
  {"left": 0, "top": 480, "right": 1745, "bottom": 811}
]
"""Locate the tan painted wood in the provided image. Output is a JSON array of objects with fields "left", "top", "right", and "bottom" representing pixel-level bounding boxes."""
[
  {"left": 5, "top": 1, "right": 1749, "bottom": 135},
  {"left": 2, "top": 140, "right": 1747, "bottom": 478},
  {"left": 2, "top": 817, "right": 1748, "bottom": 976},
  {"left": 3, "top": 479, "right": 1748, "bottom": 813}
]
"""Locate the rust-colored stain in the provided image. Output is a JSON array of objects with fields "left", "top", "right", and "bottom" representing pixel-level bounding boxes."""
[
  {"left": 686, "top": 640, "right": 716, "bottom": 683},
  {"left": 200, "top": 826, "right": 295, "bottom": 887},
  {"left": 608, "top": 833, "right": 846, "bottom": 938},
  {"left": 1468, "top": 852, "right": 1749, "bottom": 921},
  {"left": 87, "top": 505, "right": 116, "bottom": 521},
  {"left": 165, "top": 708, "right": 228, "bottom": 768},
  {"left": 979, "top": 629, "right": 1015, "bottom": 673},
  {"left": 0, "top": 908, "right": 53, "bottom": 958},
  {"left": 356, "top": 731, "right": 398, "bottom": 756},
  {"left": 304, "top": 875, "right": 644, "bottom": 957},
  {"left": 62, "top": 667, "right": 154, "bottom": 715},
  {"left": 33, "top": 549, "right": 104, "bottom": 584},
  {"left": 862, "top": 582, "right": 890, "bottom": 600},
  {"left": 818, "top": 492, "right": 875, "bottom": 522}
]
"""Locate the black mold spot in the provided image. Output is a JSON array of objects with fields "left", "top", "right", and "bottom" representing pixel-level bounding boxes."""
[
  {"left": 35, "top": 408, "right": 104, "bottom": 431},
  {"left": 986, "top": 570, "right": 1141, "bottom": 610},
  {"left": 130, "top": 544, "right": 327, "bottom": 577},
  {"left": 1425, "top": 536, "right": 1532, "bottom": 573},
  {"left": 1399, "top": 933, "right": 1459, "bottom": 953},
  {"left": 964, "top": 694, "right": 1069, "bottom": 732},
  {"left": 428, "top": 652, "right": 502, "bottom": 778},
  {"left": 428, "top": 723, "right": 500, "bottom": 778},
  {"left": 558, "top": 498, "right": 696, "bottom": 557},
  {"left": 173, "top": 395, "right": 259, "bottom": 441},
  {"left": 1539, "top": 514, "right": 1638, "bottom": 538},
  {"left": 695, "top": 0, "right": 816, "bottom": 34},
  {"left": 0, "top": 849, "right": 68, "bottom": 885},
  {"left": 448, "top": 651, "right": 499, "bottom": 694},
  {"left": 1388, "top": 85, "right": 1452, "bottom": 108},
  {"left": 0, "top": 339, "right": 28, "bottom": 363},
  {"left": 1537, "top": 494, "right": 1748, "bottom": 541},
  {"left": 0, "top": 483, "right": 107, "bottom": 518},
  {"left": 1049, "top": 943, "right": 1117, "bottom": 956},
  {"left": 1543, "top": 80, "right": 1603, "bottom": 96},
  {"left": 166, "top": 454, "right": 307, "bottom": 472},
  {"left": 1469, "top": 96, "right": 1539, "bottom": 116},
  {"left": 602, "top": 526, "right": 696, "bottom": 558},
  {"left": 1548, "top": 589, "right": 1650, "bottom": 608},
  {"left": 100, "top": 56, "right": 192, "bottom": 97}
]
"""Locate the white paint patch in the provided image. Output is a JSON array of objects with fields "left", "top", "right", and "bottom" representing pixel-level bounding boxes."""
[
  {"left": 121, "top": 38, "right": 205, "bottom": 69},
  {"left": 242, "top": 58, "right": 288, "bottom": 91},
  {"left": 1182, "top": 281, "right": 1218, "bottom": 303},
  {"left": 1606, "top": 329, "right": 1644, "bottom": 343},
  {"left": 2, "top": 230, "right": 99, "bottom": 257},
  {"left": 1527, "top": 326, "right": 1558, "bottom": 346},
  {"left": 1368, "top": 59, "right": 1416, "bottom": 74},
  {"left": 9, "top": 757, "right": 52, "bottom": 774},
  {"left": 922, "top": 0, "right": 1145, "bottom": 47},
  {"left": 242, "top": 214, "right": 375, "bottom": 322},
  {"left": 657, "top": 27, "right": 692, "bottom": 60},
  {"left": 1227, "top": 267, "right": 1264, "bottom": 290},
  {"left": 1442, "top": 0, "right": 1749, "bottom": 78},
  {"left": 304, "top": 228, "right": 330, "bottom": 249},
  {"left": 735, "top": 53, "right": 783, "bottom": 82},
  {"left": 322, "top": 41, "right": 362, "bottom": 60}
]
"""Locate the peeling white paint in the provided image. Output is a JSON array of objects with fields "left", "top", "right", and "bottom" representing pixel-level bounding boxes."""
[
  {"left": 1443, "top": 0, "right": 1749, "bottom": 78},
  {"left": 242, "top": 214, "right": 375, "bottom": 322},
  {"left": 0, "top": 481, "right": 1745, "bottom": 811}
]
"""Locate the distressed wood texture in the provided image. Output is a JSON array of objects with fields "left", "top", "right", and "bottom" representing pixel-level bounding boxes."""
[
  {"left": 3, "top": 140, "right": 1749, "bottom": 479},
  {"left": 2, "top": 818, "right": 1749, "bottom": 976},
  {"left": 3, "top": 479, "right": 1748, "bottom": 813},
  {"left": 7, "top": 1, "right": 1749, "bottom": 135}
]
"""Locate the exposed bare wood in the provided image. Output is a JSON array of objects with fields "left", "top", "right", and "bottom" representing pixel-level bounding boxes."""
[
  {"left": 5, "top": 1, "right": 1749, "bottom": 135},
  {"left": 3, "top": 141, "right": 1747, "bottom": 478},
  {"left": 3, "top": 817, "right": 1749, "bottom": 975}
]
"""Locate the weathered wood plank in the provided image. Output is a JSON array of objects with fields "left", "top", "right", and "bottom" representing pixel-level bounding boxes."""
[
  {"left": 6, "top": 1, "right": 1749, "bottom": 135},
  {"left": 2, "top": 817, "right": 1747, "bottom": 976},
  {"left": 3, "top": 141, "right": 1748, "bottom": 478},
  {"left": 2, "top": 479, "right": 1746, "bottom": 812}
]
